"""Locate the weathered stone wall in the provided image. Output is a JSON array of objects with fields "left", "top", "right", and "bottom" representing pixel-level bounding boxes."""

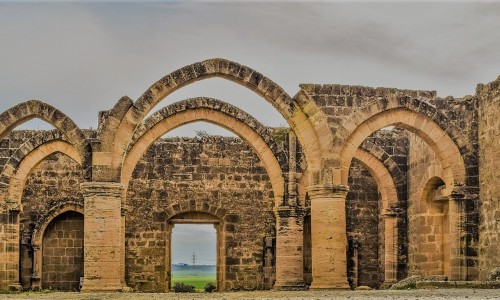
[
  {"left": 407, "top": 133, "right": 444, "bottom": 277},
  {"left": 300, "top": 84, "right": 436, "bottom": 136},
  {"left": 0, "top": 131, "right": 85, "bottom": 291},
  {"left": 41, "top": 211, "right": 83, "bottom": 291},
  {"left": 361, "top": 128, "right": 409, "bottom": 281},
  {"left": 125, "top": 136, "right": 276, "bottom": 291},
  {"left": 346, "top": 161, "right": 381, "bottom": 288},
  {"left": 0, "top": 69, "right": 494, "bottom": 291},
  {"left": 477, "top": 77, "right": 500, "bottom": 280}
]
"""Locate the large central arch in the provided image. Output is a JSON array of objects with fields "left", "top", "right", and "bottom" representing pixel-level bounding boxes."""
[
  {"left": 99, "top": 58, "right": 327, "bottom": 184},
  {"left": 121, "top": 97, "right": 286, "bottom": 206}
]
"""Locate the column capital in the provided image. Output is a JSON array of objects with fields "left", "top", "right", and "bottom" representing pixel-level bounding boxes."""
[
  {"left": 5, "top": 199, "right": 22, "bottom": 212},
  {"left": 307, "top": 184, "right": 349, "bottom": 198}
]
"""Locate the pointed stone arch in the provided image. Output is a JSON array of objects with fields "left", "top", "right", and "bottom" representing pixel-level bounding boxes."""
[
  {"left": 338, "top": 103, "right": 467, "bottom": 196},
  {"left": 100, "top": 59, "right": 326, "bottom": 183},
  {"left": 0, "top": 130, "right": 67, "bottom": 188},
  {"left": 121, "top": 97, "right": 285, "bottom": 206},
  {"left": 353, "top": 148, "right": 399, "bottom": 211},
  {"left": 352, "top": 148, "right": 400, "bottom": 285},
  {"left": 30, "top": 202, "right": 84, "bottom": 290},
  {"left": 0, "top": 100, "right": 87, "bottom": 166},
  {"left": 6, "top": 140, "right": 83, "bottom": 205}
]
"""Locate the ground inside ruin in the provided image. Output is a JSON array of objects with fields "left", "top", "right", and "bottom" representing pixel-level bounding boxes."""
[{"left": 0, "top": 289, "right": 498, "bottom": 300}]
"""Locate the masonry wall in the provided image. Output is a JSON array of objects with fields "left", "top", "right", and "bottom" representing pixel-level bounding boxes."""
[
  {"left": 41, "top": 211, "right": 83, "bottom": 291},
  {"left": 477, "top": 77, "right": 500, "bottom": 280},
  {"left": 346, "top": 161, "right": 381, "bottom": 288},
  {"left": 407, "top": 133, "right": 445, "bottom": 277},
  {"left": 362, "top": 128, "right": 409, "bottom": 280},
  {"left": 0, "top": 131, "right": 86, "bottom": 291},
  {"left": 125, "top": 136, "right": 276, "bottom": 291}
]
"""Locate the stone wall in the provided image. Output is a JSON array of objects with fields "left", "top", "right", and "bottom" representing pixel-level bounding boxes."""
[
  {"left": 407, "top": 133, "right": 444, "bottom": 277},
  {"left": 361, "top": 128, "right": 409, "bottom": 280},
  {"left": 3, "top": 131, "right": 86, "bottom": 291},
  {"left": 346, "top": 161, "right": 381, "bottom": 288},
  {"left": 41, "top": 211, "right": 83, "bottom": 291},
  {"left": 125, "top": 136, "right": 276, "bottom": 291},
  {"left": 477, "top": 77, "right": 500, "bottom": 280}
]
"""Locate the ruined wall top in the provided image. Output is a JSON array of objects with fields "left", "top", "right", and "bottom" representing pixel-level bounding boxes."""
[{"left": 476, "top": 75, "right": 500, "bottom": 100}]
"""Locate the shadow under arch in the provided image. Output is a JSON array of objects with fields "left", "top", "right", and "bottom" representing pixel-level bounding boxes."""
[{"left": 351, "top": 148, "right": 400, "bottom": 286}]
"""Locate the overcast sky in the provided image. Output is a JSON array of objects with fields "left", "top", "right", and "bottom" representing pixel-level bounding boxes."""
[
  {"left": 171, "top": 224, "right": 216, "bottom": 265},
  {"left": 1, "top": 1, "right": 499, "bottom": 136}
]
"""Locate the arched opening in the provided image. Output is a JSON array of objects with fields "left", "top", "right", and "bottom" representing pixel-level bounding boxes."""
[
  {"left": 345, "top": 160, "right": 382, "bottom": 289},
  {"left": 145, "top": 77, "right": 288, "bottom": 128},
  {"left": 412, "top": 176, "right": 449, "bottom": 278},
  {"left": 337, "top": 102, "right": 469, "bottom": 282},
  {"left": 2, "top": 134, "right": 84, "bottom": 290},
  {"left": 169, "top": 213, "right": 219, "bottom": 291},
  {"left": 102, "top": 59, "right": 325, "bottom": 185},
  {"left": 124, "top": 119, "right": 278, "bottom": 291},
  {"left": 41, "top": 211, "right": 84, "bottom": 291}
]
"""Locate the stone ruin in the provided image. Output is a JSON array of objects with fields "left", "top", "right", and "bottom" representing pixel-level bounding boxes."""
[{"left": 0, "top": 58, "right": 498, "bottom": 292}]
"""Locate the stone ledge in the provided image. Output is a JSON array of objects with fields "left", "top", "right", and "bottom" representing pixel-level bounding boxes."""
[{"left": 416, "top": 281, "right": 500, "bottom": 289}]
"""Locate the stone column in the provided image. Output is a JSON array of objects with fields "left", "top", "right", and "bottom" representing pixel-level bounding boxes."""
[
  {"left": 3, "top": 202, "right": 22, "bottom": 291},
  {"left": 308, "top": 184, "right": 350, "bottom": 289},
  {"left": 120, "top": 205, "right": 132, "bottom": 292},
  {"left": 448, "top": 193, "right": 466, "bottom": 281},
  {"left": 31, "top": 244, "right": 41, "bottom": 291},
  {"left": 80, "top": 182, "right": 124, "bottom": 292},
  {"left": 274, "top": 206, "right": 306, "bottom": 290},
  {"left": 381, "top": 211, "right": 398, "bottom": 287},
  {"left": 263, "top": 236, "right": 275, "bottom": 289}
]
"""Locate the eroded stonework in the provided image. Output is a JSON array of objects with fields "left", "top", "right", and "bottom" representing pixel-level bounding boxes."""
[{"left": 0, "top": 59, "right": 498, "bottom": 292}]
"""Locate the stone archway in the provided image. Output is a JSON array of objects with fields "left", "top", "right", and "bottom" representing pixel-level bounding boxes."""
[
  {"left": 120, "top": 97, "right": 306, "bottom": 290},
  {"left": 337, "top": 103, "right": 469, "bottom": 281},
  {"left": 31, "top": 203, "right": 84, "bottom": 291},
  {"left": 99, "top": 58, "right": 326, "bottom": 184},
  {"left": 121, "top": 97, "right": 285, "bottom": 206},
  {"left": 339, "top": 108, "right": 466, "bottom": 192},
  {"left": 0, "top": 140, "right": 83, "bottom": 290}
]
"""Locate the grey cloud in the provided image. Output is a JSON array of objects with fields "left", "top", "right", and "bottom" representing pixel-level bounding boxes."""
[{"left": 1, "top": 2, "right": 499, "bottom": 133}]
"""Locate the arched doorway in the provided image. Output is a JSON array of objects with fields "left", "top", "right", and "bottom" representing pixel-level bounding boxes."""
[
  {"left": 167, "top": 212, "right": 221, "bottom": 291},
  {"left": 40, "top": 211, "right": 84, "bottom": 291}
]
